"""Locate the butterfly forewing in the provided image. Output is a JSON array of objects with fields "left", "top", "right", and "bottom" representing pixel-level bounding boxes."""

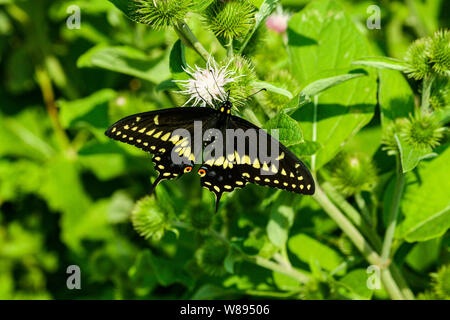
[{"left": 105, "top": 107, "right": 217, "bottom": 188}]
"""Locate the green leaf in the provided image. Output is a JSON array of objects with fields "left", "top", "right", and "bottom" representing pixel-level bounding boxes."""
[
  {"left": 378, "top": 69, "right": 414, "bottom": 127},
  {"left": 169, "top": 40, "right": 189, "bottom": 82},
  {"left": 395, "top": 134, "right": 435, "bottom": 173},
  {"left": 405, "top": 238, "right": 441, "bottom": 272},
  {"left": 397, "top": 146, "right": 450, "bottom": 242},
  {"left": 337, "top": 269, "right": 374, "bottom": 300},
  {"left": 108, "top": 0, "right": 138, "bottom": 21},
  {"left": 0, "top": 108, "right": 54, "bottom": 160},
  {"left": 288, "top": 233, "right": 344, "bottom": 273},
  {"left": 251, "top": 80, "right": 293, "bottom": 100},
  {"left": 285, "top": 73, "right": 365, "bottom": 113},
  {"left": 77, "top": 45, "right": 170, "bottom": 83},
  {"left": 287, "top": 0, "right": 377, "bottom": 169},
  {"left": 267, "top": 204, "right": 294, "bottom": 248},
  {"left": 239, "top": 0, "right": 279, "bottom": 54},
  {"left": 264, "top": 111, "right": 303, "bottom": 146},
  {"left": 352, "top": 56, "right": 409, "bottom": 72},
  {"left": 191, "top": 0, "right": 215, "bottom": 12},
  {"left": 59, "top": 89, "right": 116, "bottom": 130}
]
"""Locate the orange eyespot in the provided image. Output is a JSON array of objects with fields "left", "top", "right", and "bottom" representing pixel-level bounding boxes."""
[
  {"left": 184, "top": 166, "right": 193, "bottom": 173},
  {"left": 198, "top": 168, "right": 206, "bottom": 177}
]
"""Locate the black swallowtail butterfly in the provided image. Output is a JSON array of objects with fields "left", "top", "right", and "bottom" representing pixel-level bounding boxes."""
[{"left": 105, "top": 98, "right": 315, "bottom": 211}]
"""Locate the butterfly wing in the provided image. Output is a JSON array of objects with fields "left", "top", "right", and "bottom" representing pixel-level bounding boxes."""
[
  {"left": 229, "top": 114, "right": 315, "bottom": 194},
  {"left": 198, "top": 113, "right": 314, "bottom": 210},
  {"left": 105, "top": 107, "right": 218, "bottom": 192}
]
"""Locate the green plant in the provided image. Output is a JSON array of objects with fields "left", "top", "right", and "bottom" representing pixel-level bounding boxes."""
[{"left": 0, "top": 0, "right": 448, "bottom": 300}]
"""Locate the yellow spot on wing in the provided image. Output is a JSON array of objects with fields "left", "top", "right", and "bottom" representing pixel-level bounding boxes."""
[
  {"left": 298, "top": 176, "right": 304, "bottom": 181},
  {"left": 146, "top": 129, "right": 155, "bottom": 136},
  {"left": 262, "top": 162, "right": 269, "bottom": 172},
  {"left": 234, "top": 151, "right": 241, "bottom": 164},
  {"left": 111, "top": 127, "right": 116, "bottom": 133},
  {"left": 124, "top": 125, "right": 130, "bottom": 130},
  {"left": 242, "top": 173, "right": 250, "bottom": 178},
  {"left": 161, "top": 132, "right": 171, "bottom": 141},
  {"left": 163, "top": 172, "right": 171, "bottom": 177},
  {"left": 281, "top": 168, "right": 287, "bottom": 176},
  {"left": 153, "top": 131, "right": 163, "bottom": 138},
  {"left": 252, "top": 158, "right": 260, "bottom": 169},
  {"left": 276, "top": 152, "right": 285, "bottom": 161},
  {"left": 271, "top": 164, "right": 278, "bottom": 174},
  {"left": 307, "top": 184, "right": 311, "bottom": 190},
  {"left": 255, "top": 177, "right": 261, "bottom": 181},
  {"left": 224, "top": 185, "right": 232, "bottom": 190},
  {"left": 131, "top": 126, "right": 138, "bottom": 131},
  {"left": 242, "top": 155, "right": 251, "bottom": 165},
  {"left": 214, "top": 156, "right": 224, "bottom": 166},
  {"left": 236, "top": 181, "right": 244, "bottom": 186},
  {"left": 139, "top": 128, "right": 146, "bottom": 133},
  {"left": 300, "top": 185, "right": 304, "bottom": 190},
  {"left": 264, "top": 178, "right": 270, "bottom": 182},
  {"left": 154, "top": 115, "right": 159, "bottom": 125},
  {"left": 214, "top": 186, "right": 220, "bottom": 192},
  {"left": 158, "top": 165, "right": 164, "bottom": 169},
  {"left": 274, "top": 180, "right": 279, "bottom": 184},
  {"left": 290, "top": 172, "right": 295, "bottom": 178},
  {"left": 283, "top": 182, "right": 288, "bottom": 186}
]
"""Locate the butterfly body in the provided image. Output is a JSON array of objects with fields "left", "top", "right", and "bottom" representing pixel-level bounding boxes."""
[{"left": 105, "top": 101, "right": 314, "bottom": 210}]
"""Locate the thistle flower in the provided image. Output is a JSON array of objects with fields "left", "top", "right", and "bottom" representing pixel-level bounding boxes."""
[
  {"left": 405, "top": 29, "right": 450, "bottom": 79},
  {"left": 327, "top": 151, "right": 377, "bottom": 196},
  {"left": 429, "top": 29, "right": 450, "bottom": 75},
  {"left": 400, "top": 113, "right": 444, "bottom": 150},
  {"left": 189, "top": 204, "right": 214, "bottom": 231},
  {"left": 431, "top": 265, "right": 450, "bottom": 299},
  {"left": 381, "top": 118, "right": 410, "bottom": 154},
  {"left": 405, "top": 37, "right": 433, "bottom": 80},
  {"left": 196, "top": 238, "right": 229, "bottom": 276},
  {"left": 132, "top": 0, "right": 191, "bottom": 29},
  {"left": 176, "top": 57, "right": 240, "bottom": 107},
  {"left": 430, "top": 76, "right": 450, "bottom": 110},
  {"left": 263, "top": 70, "right": 299, "bottom": 111},
  {"left": 131, "top": 196, "right": 170, "bottom": 241},
  {"left": 266, "top": 7, "right": 290, "bottom": 34},
  {"left": 204, "top": 0, "right": 255, "bottom": 41}
]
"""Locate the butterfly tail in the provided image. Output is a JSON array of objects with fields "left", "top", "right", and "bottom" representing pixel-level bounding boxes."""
[{"left": 149, "top": 175, "right": 163, "bottom": 195}]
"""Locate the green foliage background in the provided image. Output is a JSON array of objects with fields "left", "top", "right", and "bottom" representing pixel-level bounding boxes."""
[{"left": 0, "top": 0, "right": 448, "bottom": 300}]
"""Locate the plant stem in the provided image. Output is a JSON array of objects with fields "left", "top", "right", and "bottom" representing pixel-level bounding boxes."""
[
  {"left": 313, "top": 184, "right": 405, "bottom": 300},
  {"left": 381, "top": 156, "right": 405, "bottom": 262},
  {"left": 421, "top": 75, "right": 434, "bottom": 115},
  {"left": 355, "top": 192, "right": 373, "bottom": 227},
  {"left": 244, "top": 255, "right": 310, "bottom": 284},
  {"left": 35, "top": 66, "right": 74, "bottom": 157},
  {"left": 321, "top": 182, "right": 382, "bottom": 250},
  {"left": 313, "top": 186, "right": 381, "bottom": 265},
  {"left": 171, "top": 219, "right": 311, "bottom": 285},
  {"left": 174, "top": 20, "right": 210, "bottom": 62}
]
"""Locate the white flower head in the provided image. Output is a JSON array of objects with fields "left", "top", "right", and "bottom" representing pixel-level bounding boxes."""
[{"left": 176, "top": 57, "right": 239, "bottom": 107}]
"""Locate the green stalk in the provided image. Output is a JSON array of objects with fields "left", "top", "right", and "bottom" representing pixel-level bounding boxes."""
[
  {"left": 171, "top": 220, "right": 311, "bottom": 285},
  {"left": 321, "top": 182, "right": 382, "bottom": 250},
  {"left": 381, "top": 155, "right": 405, "bottom": 262},
  {"left": 421, "top": 75, "right": 435, "bottom": 115},
  {"left": 174, "top": 20, "right": 210, "bottom": 62},
  {"left": 313, "top": 184, "right": 405, "bottom": 300},
  {"left": 244, "top": 255, "right": 310, "bottom": 284}
]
